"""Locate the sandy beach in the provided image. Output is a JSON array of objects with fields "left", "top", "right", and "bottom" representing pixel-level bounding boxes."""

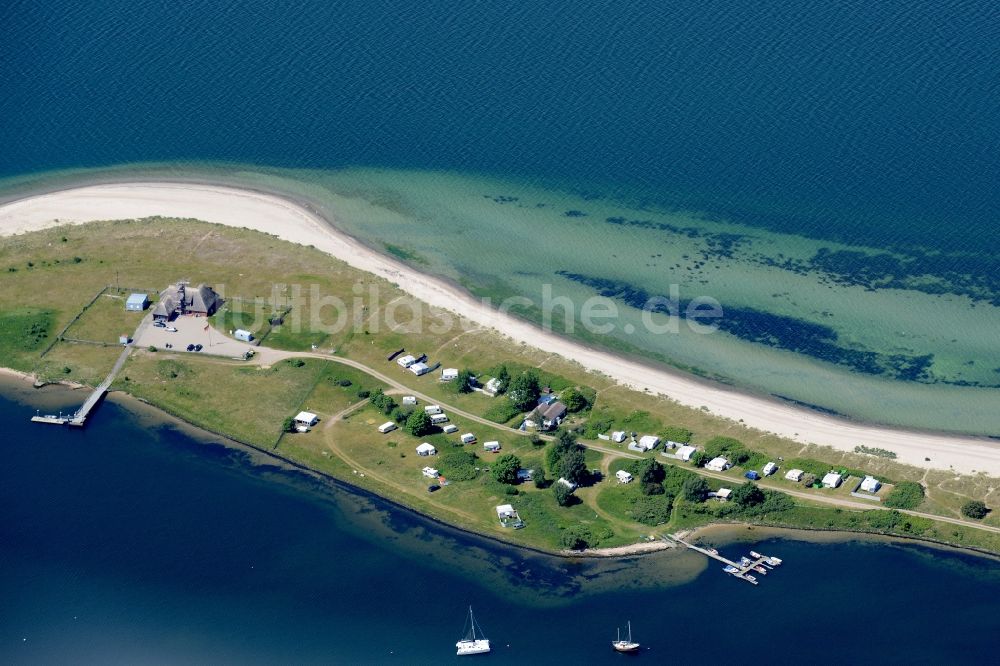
[{"left": 2, "top": 181, "right": 999, "bottom": 476}]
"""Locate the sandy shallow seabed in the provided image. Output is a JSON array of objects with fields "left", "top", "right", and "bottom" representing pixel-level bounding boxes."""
[{"left": 2, "top": 181, "right": 999, "bottom": 475}]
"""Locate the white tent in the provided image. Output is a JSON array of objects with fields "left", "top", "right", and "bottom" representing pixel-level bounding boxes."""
[
  {"left": 860, "top": 476, "right": 881, "bottom": 493},
  {"left": 822, "top": 472, "right": 843, "bottom": 488},
  {"left": 706, "top": 456, "right": 730, "bottom": 472},
  {"left": 785, "top": 468, "right": 804, "bottom": 481},
  {"left": 416, "top": 443, "right": 437, "bottom": 456},
  {"left": 676, "top": 445, "right": 697, "bottom": 461}
]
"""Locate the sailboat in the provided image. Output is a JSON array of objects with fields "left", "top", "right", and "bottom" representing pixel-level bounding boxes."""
[
  {"left": 456, "top": 606, "right": 491, "bottom": 656},
  {"left": 612, "top": 621, "right": 640, "bottom": 653}
]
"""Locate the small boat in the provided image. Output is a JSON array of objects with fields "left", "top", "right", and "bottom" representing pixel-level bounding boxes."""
[
  {"left": 754, "top": 566, "right": 767, "bottom": 575},
  {"left": 723, "top": 565, "right": 739, "bottom": 574},
  {"left": 456, "top": 606, "right": 491, "bottom": 656},
  {"left": 707, "top": 547, "right": 719, "bottom": 555},
  {"left": 767, "top": 556, "right": 783, "bottom": 566},
  {"left": 739, "top": 557, "right": 752, "bottom": 566},
  {"left": 612, "top": 621, "right": 640, "bottom": 653},
  {"left": 745, "top": 575, "right": 757, "bottom": 583},
  {"left": 750, "top": 550, "right": 762, "bottom": 558}
]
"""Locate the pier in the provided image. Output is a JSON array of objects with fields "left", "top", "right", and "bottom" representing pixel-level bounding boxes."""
[
  {"left": 668, "top": 535, "right": 781, "bottom": 585},
  {"left": 31, "top": 342, "right": 133, "bottom": 428}
]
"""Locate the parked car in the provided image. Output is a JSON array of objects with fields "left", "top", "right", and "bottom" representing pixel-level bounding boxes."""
[
  {"left": 165, "top": 326, "right": 177, "bottom": 332},
  {"left": 153, "top": 321, "right": 166, "bottom": 328},
  {"left": 186, "top": 344, "right": 195, "bottom": 351},
  {"left": 194, "top": 344, "right": 203, "bottom": 352},
  {"left": 427, "top": 484, "right": 441, "bottom": 493}
]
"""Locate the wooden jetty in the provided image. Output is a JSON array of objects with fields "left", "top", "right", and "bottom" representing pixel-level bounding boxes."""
[
  {"left": 31, "top": 343, "right": 133, "bottom": 428},
  {"left": 668, "top": 535, "right": 781, "bottom": 585}
]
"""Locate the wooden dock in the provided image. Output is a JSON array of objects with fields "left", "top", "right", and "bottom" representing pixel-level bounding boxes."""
[
  {"left": 668, "top": 535, "right": 781, "bottom": 585},
  {"left": 31, "top": 343, "right": 133, "bottom": 428}
]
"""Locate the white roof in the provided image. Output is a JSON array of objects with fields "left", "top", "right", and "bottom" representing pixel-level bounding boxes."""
[
  {"left": 378, "top": 421, "right": 396, "bottom": 430},
  {"left": 822, "top": 472, "right": 842, "bottom": 485},
  {"left": 416, "top": 443, "right": 436, "bottom": 454},
  {"left": 461, "top": 432, "right": 476, "bottom": 441},
  {"left": 496, "top": 504, "right": 515, "bottom": 516},
  {"left": 409, "top": 362, "right": 430, "bottom": 374},
  {"left": 294, "top": 411, "right": 318, "bottom": 423},
  {"left": 785, "top": 468, "right": 804, "bottom": 480},
  {"left": 612, "top": 431, "right": 626, "bottom": 442},
  {"left": 397, "top": 354, "right": 416, "bottom": 366},
  {"left": 860, "top": 476, "right": 881, "bottom": 491},
  {"left": 442, "top": 367, "right": 458, "bottom": 377},
  {"left": 639, "top": 435, "right": 660, "bottom": 446},
  {"left": 126, "top": 292, "right": 148, "bottom": 304},
  {"left": 442, "top": 424, "right": 458, "bottom": 433},
  {"left": 676, "top": 445, "right": 697, "bottom": 459},
  {"left": 706, "top": 456, "right": 729, "bottom": 470},
  {"left": 763, "top": 462, "right": 777, "bottom": 472},
  {"left": 484, "top": 440, "right": 500, "bottom": 448},
  {"left": 616, "top": 470, "right": 633, "bottom": 480},
  {"left": 557, "top": 477, "right": 577, "bottom": 490},
  {"left": 716, "top": 488, "right": 732, "bottom": 498}
]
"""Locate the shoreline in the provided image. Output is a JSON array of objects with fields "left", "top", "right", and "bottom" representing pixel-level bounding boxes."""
[
  {"left": 3, "top": 371, "right": 998, "bottom": 563},
  {"left": 2, "top": 179, "right": 998, "bottom": 474}
]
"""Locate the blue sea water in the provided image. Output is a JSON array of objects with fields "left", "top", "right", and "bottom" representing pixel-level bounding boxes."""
[
  {"left": 2, "top": 0, "right": 998, "bottom": 253},
  {"left": 2, "top": 386, "right": 1000, "bottom": 663}
]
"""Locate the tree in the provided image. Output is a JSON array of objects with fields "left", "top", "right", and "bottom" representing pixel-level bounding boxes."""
[
  {"left": 557, "top": 448, "right": 588, "bottom": 485},
  {"left": 453, "top": 369, "right": 475, "bottom": 393},
  {"left": 368, "top": 388, "right": 397, "bottom": 416},
  {"left": 553, "top": 481, "right": 575, "bottom": 507},
  {"left": 281, "top": 416, "right": 296, "bottom": 433},
  {"left": 491, "top": 454, "right": 522, "bottom": 485},
  {"left": 404, "top": 410, "right": 434, "bottom": 437},
  {"left": 626, "top": 458, "right": 665, "bottom": 485},
  {"left": 507, "top": 370, "right": 541, "bottom": 411},
  {"left": 682, "top": 476, "right": 710, "bottom": 502},
  {"left": 561, "top": 387, "right": 589, "bottom": 412},
  {"left": 533, "top": 466, "right": 548, "bottom": 489},
  {"left": 961, "top": 500, "right": 989, "bottom": 520},
  {"left": 492, "top": 365, "right": 510, "bottom": 395},
  {"left": 560, "top": 526, "right": 589, "bottom": 550},
  {"left": 884, "top": 481, "right": 925, "bottom": 509},
  {"left": 689, "top": 451, "right": 709, "bottom": 467},
  {"left": 731, "top": 482, "right": 766, "bottom": 508}
]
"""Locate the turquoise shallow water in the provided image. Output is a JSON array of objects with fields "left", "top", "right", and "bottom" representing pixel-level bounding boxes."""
[
  {"left": 3, "top": 386, "right": 1000, "bottom": 663},
  {"left": 2, "top": 0, "right": 998, "bottom": 431}
]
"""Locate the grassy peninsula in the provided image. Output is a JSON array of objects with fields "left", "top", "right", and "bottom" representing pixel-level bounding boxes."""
[{"left": 2, "top": 217, "right": 999, "bottom": 555}]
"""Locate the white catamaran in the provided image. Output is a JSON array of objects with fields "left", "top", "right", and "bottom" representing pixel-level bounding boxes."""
[
  {"left": 456, "top": 606, "right": 491, "bottom": 656},
  {"left": 612, "top": 621, "right": 640, "bottom": 653}
]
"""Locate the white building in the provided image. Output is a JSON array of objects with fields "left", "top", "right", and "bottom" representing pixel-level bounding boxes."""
[
  {"left": 675, "top": 445, "right": 698, "bottom": 461},
  {"left": 785, "top": 469, "right": 805, "bottom": 482},
  {"left": 705, "top": 456, "right": 730, "bottom": 472},
  {"left": 409, "top": 362, "right": 431, "bottom": 376},
  {"left": 429, "top": 413, "right": 449, "bottom": 425},
  {"left": 496, "top": 504, "right": 518, "bottom": 519},
  {"left": 612, "top": 431, "right": 627, "bottom": 443},
  {"left": 483, "top": 441, "right": 501, "bottom": 453},
  {"left": 234, "top": 328, "right": 254, "bottom": 342},
  {"left": 416, "top": 443, "right": 437, "bottom": 456},
  {"left": 460, "top": 433, "right": 477, "bottom": 445},
  {"left": 860, "top": 476, "right": 881, "bottom": 493},
  {"left": 442, "top": 424, "right": 458, "bottom": 434},
  {"left": 441, "top": 368, "right": 458, "bottom": 381},
  {"left": 638, "top": 435, "right": 661, "bottom": 451},
  {"left": 402, "top": 396, "right": 417, "bottom": 406},
  {"left": 377, "top": 421, "right": 397, "bottom": 434},
  {"left": 616, "top": 470, "right": 633, "bottom": 484},
  {"left": 293, "top": 411, "right": 318, "bottom": 432},
  {"left": 424, "top": 405, "right": 442, "bottom": 415},
  {"left": 822, "top": 472, "right": 843, "bottom": 488},
  {"left": 715, "top": 488, "right": 732, "bottom": 501},
  {"left": 397, "top": 354, "right": 416, "bottom": 368},
  {"left": 763, "top": 462, "right": 778, "bottom": 476},
  {"left": 125, "top": 293, "right": 149, "bottom": 311},
  {"left": 421, "top": 466, "right": 439, "bottom": 478}
]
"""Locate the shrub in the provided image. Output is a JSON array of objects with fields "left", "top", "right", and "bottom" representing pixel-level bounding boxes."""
[
  {"left": 884, "top": 481, "right": 925, "bottom": 510},
  {"left": 961, "top": 500, "right": 988, "bottom": 520},
  {"left": 356, "top": 389, "right": 371, "bottom": 399},
  {"left": 440, "top": 449, "right": 478, "bottom": 481},
  {"left": 281, "top": 416, "right": 295, "bottom": 433},
  {"left": 631, "top": 495, "right": 673, "bottom": 525},
  {"left": 337, "top": 378, "right": 353, "bottom": 387},
  {"left": 404, "top": 410, "right": 434, "bottom": 437},
  {"left": 560, "top": 526, "right": 589, "bottom": 550},
  {"left": 660, "top": 426, "right": 693, "bottom": 444},
  {"left": 553, "top": 482, "right": 575, "bottom": 507},
  {"left": 704, "top": 436, "right": 751, "bottom": 465},
  {"left": 682, "top": 476, "right": 710, "bottom": 502}
]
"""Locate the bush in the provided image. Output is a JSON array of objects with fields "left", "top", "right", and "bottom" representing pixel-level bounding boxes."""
[
  {"left": 660, "top": 426, "right": 693, "bottom": 444},
  {"left": 631, "top": 495, "right": 673, "bottom": 525},
  {"left": 368, "top": 388, "right": 397, "bottom": 416},
  {"left": 289, "top": 358, "right": 305, "bottom": 368},
  {"left": 147, "top": 345, "right": 157, "bottom": 352},
  {"left": 281, "top": 416, "right": 296, "bottom": 433},
  {"left": 440, "top": 449, "right": 478, "bottom": 481},
  {"left": 626, "top": 458, "right": 666, "bottom": 485},
  {"left": 452, "top": 369, "right": 476, "bottom": 393},
  {"left": 690, "top": 451, "right": 708, "bottom": 467},
  {"left": 704, "top": 436, "right": 751, "bottom": 465},
  {"left": 961, "top": 500, "right": 988, "bottom": 520},
  {"left": 337, "top": 378, "right": 353, "bottom": 387},
  {"left": 560, "top": 526, "right": 589, "bottom": 550},
  {"left": 356, "top": 389, "right": 371, "bottom": 399},
  {"left": 641, "top": 481, "right": 665, "bottom": 496},
  {"left": 561, "top": 387, "right": 590, "bottom": 412},
  {"left": 884, "top": 481, "right": 925, "bottom": 510}
]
